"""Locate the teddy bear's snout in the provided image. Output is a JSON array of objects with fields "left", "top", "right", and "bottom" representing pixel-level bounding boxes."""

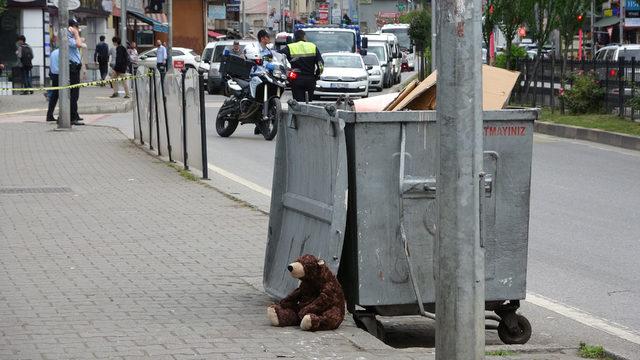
[
  {"left": 288, "top": 262, "right": 305, "bottom": 279},
  {"left": 287, "top": 265, "right": 293, "bottom": 272}
]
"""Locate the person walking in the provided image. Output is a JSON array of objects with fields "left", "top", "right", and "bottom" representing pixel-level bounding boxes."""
[
  {"left": 280, "top": 29, "right": 323, "bottom": 102},
  {"left": 16, "top": 35, "right": 34, "bottom": 95},
  {"left": 68, "top": 18, "right": 85, "bottom": 125},
  {"left": 110, "top": 37, "right": 130, "bottom": 98},
  {"left": 94, "top": 35, "right": 109, "bottom": 83},
  {"left": 127, "top": 41, "right": 139, "bottom": 74},
  {"left": 155, "top": 40, "right": 167, "bottom": 75},
  {"left": 46, "top": 47, "right": 60, "bottom": 122}
]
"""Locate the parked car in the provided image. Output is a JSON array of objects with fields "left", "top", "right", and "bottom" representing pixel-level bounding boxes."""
[
  {"left": 138, "top": 47, "right": 200, "bottom": 70},
  {"left": 364, "top": 33, "right": 402, "bottom": 87},
  {"left": 199, "top": 41, "right": 218, "bottom": 80},
  {"left": 315, "top": 52, "right": 369, "bottom": 99},
  {"left": 207, "top": 40, "right": 258, "bottom": 95},
  {"left": 594, "top": 44, "right": 640, "bottom": 95},
  {"left": 362, "top": 53, "right": 383, "bottom": 92}
]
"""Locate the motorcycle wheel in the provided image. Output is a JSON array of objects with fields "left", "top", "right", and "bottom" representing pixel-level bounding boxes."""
[
  {"left": 216, "top": 100, "right": 239, "bottom": 137},
  {"left": 260, "top": 97, "right": 280, "bottom": 141}
]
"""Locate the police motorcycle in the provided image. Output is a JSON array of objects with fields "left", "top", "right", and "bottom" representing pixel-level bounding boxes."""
[{"left": 215, "top": 45, "right": 288, "bottom": 141}]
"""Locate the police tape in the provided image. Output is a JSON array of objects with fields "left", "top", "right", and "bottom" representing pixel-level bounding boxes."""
[{"left": 0, "top": 72, "right": 153, "bottom": 92}]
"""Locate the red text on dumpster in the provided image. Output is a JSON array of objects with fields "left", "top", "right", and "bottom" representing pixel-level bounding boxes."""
[{"left": 484, "top": 126, "right": 527, "bottom": 137}]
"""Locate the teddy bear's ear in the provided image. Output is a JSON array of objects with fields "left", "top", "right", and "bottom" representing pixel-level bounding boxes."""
[{"left": 317, "top": 259, "right": 325, "bottom": 266}]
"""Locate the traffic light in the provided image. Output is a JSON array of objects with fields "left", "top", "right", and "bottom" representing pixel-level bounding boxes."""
[
  {"left": 148, "top": 0, "right": 164, "bottom": 13},
  {"left": 577, "top": 14, "right": 584, "bottom": 23}
]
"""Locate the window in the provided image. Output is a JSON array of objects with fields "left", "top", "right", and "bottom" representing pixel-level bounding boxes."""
[
  {"left": 143, "top": 49, "right": 157, "bottom": 58},
  {"left": 303, "top": 31, "right": 356, "bottom": 53},
  {"left": 368, "top": 45, "right": 387, "bottom": 63},
  {"left": 202, "top": 47, "right": 214, "bottom": 63},
  {"left": 136, "top": 30, "right": 154, "bottom": 46},
  {"left": 323, "top": 55, "right": 363, "bottom": 69},
  {"left": 605, "top": 49, "right": 615, "bottom": 61},
  {"left": 363, "top": 54, "right": 379, "bottom": 66},
  {"left": 171, "top": 50, "right": 184, "bottom": 56},
  {"left": 618, "top": 49, "right": 640, "bottom": 61}
]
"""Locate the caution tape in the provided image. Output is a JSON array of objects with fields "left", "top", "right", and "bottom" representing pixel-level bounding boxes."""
[{"left": 0, "top": 71, "right": 153, "bottom": 92}]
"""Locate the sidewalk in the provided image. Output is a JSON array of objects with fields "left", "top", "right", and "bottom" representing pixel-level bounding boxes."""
[
  {"left": 0, "top": 122, "right": 609, "bottom": 359},
  {"left": 0, "top": 86, "right": 132, "bottom": 117}
]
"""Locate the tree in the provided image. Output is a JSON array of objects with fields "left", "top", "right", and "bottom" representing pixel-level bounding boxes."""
[
  {"left": 492, "top": 0, "right": 534, "bottom": 69},
  {"left": 0, "top": 0, "right": 6, "bottom": 14},
  {"left": 556, "top": 0, "right": 594, "bottom": 63},
  {"left": 406, "top": 9, "right": 431, "bottom": 52},
  {"left": 482, "top": 0, "right": 498, "bottom": 61}
]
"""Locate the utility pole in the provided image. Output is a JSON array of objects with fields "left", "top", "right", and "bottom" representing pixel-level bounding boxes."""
[
  {"left": 590, "top": 0, "right": 595, "bottom": 58},
  {"left": 431, "top": 0, "right": 436, "bottom": 71},
  {"left": 435, "top": 0, "right": 485, "bottom": 358},
  {"left": 167, "top": 0, "right": 173, "bottom": 71},
  {"left": 620, "top": 0, "right": 625, "bottom": 44},
  {"left": 241, "top": 0, "right": 246, "bottom": 36},
  {"left": 120, "top": 0, "right": 127, "bottom": 46},
  {"left": 57, "top": 0, "right": 71, "bottom": 129}
]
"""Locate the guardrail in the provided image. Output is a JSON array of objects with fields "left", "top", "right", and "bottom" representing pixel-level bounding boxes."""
[{"left": 132, "top": 66, "right": 208, "bottom": 178}]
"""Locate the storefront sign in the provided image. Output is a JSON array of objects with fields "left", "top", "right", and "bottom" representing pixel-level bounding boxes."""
[
  {"left": 226, "top": 0, "right": 240, "bottom": 12},
  {"left": 318, "top": 3, "right": 329, "bottom": 24},
  {"left": 208, "top": 5, "right": 226, "bottom": 20},
  {"left": 627, "top": 0, "right": 640, "bottom": 11},
  {"left": 626, "top": 17, "right": 640, "bottom": 27}
]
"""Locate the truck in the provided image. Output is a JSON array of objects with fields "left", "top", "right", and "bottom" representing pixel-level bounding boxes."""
[
  {"left": 293, "top": 24, "right": 368, "bottom": 55},
  {"left": 380, "top": 23, "right": 414, "bottom": 70}
]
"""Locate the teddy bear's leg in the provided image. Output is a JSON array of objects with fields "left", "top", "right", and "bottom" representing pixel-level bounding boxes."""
[
  {"left": 300, "top": 307, "right": 344, "bottom": 331},
  {"left": 268, "top": 305, "right": 301, "bottom": 327}
]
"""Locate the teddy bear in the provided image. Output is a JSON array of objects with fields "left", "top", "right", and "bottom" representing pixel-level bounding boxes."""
[{"left": 267, "top": 254, "right": 345, "bottom": 331}]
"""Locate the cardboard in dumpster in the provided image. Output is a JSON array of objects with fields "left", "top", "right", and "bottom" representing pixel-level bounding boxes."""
[
  {"left": 387, "top": 65, "right": 520, "bottom": 111},
  {"left": 353, "top": 92, "right": 400, "bottom": 112}
]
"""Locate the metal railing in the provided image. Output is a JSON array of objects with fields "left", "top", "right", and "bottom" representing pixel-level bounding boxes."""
[{"left": 132, "top": 65, "right": 209, "bottom": 178}]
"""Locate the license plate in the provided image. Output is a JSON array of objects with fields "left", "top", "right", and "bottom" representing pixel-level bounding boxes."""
[{"left": 330, "top": 83, "right": 348, "bottom": 89}]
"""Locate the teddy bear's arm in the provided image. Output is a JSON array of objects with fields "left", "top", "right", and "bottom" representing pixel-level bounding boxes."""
[
  {"left": 279, "top": 287, "right": 303, "bottom": 308},
  {"left": 298, "top": 291, "right": 333, "bottom": 317}
]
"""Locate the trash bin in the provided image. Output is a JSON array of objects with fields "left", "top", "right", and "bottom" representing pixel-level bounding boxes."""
[{"left": 264, "top": 100, "right": 538, "bottom": 344}]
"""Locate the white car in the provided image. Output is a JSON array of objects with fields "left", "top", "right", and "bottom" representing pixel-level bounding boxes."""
[
  {"left": 315, "top": 53, "right": 369, "bottom": 99},
  {"left": 362, "top": 53, "right": 383, "bottom": 92},
  {"left": 138, "top": 47, "right": 201, "bottom": 70}
]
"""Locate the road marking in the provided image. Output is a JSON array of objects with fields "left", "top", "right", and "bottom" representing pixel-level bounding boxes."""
[
  {"left": 0, "top": 108, "right": 48, "bottom": 116},
  {"left": 526, "top": 292, "right": 640, "bottom": 345},
  {"left": 207, "top": 162, "right": 272, "bottom": 197},
  {"left": 204, "top": 162, "right": 640, "bottom": 346}
]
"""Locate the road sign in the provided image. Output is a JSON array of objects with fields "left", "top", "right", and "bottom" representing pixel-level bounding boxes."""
[
  {"left": 173, "top": 60, "right": 185, "bottom": 70},
  {"left": 48, "top": 0, "right": 81, "bottom": 10}
]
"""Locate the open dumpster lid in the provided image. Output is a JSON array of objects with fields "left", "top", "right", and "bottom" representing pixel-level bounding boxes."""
[{"left": 263, "top": 103, "right": 349, "bottom": 299}]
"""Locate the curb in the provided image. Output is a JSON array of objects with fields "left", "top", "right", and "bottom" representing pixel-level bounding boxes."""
[
  {"left": 78, "top": 99, "right": 132, "bottom": 114},
  {"left": 535, "top": 121, "right": 640, "bottom": 151}
]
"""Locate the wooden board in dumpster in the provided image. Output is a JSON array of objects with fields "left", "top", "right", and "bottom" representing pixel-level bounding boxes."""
[
  {"left": 385, "top": 65, "right": 520, "bottom": 111},
  {"left": 219, "top": 54, "right": 253, "bottom": 80}
]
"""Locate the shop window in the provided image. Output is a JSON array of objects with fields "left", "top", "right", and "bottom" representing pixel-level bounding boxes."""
[{"left": 136, "top": 31, "right": 154, "bottom": 46}]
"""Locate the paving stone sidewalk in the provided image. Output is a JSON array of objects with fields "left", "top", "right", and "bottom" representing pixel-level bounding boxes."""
[{"left": 0, "top": 122, "right": 592, "bottom": 359}]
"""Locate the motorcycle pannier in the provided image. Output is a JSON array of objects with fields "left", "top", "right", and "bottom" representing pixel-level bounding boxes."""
[{"left": 220, "top": 54, "right": 253, "bottom": 80}]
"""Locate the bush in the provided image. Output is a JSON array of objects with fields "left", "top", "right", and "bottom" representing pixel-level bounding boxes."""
[
  {"left": 561, "top": 72, "right": 604, "bottom": 114},
  {"left": 407, "top": 10, "right": 431, "bottom": 50},
  {"left": 494, "top": 45, "right": 527, "bottom": 69}
]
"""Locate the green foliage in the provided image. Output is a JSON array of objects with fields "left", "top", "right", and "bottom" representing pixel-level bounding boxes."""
[
  {"left": 578, "top": 342, "right": 612, "bottom": 359},
  {"left": 398, "top": 10, "right": 420, "bottom": 25},
  {"left": 495, "top": 45, "right": 527, "bottom": 69},
  {"left": 628, "top": 86, "right": 640, "bottom": 112},
  {"left": 485, "top": 349, "right": 516, "bottom": 356},
  {"left": 407, "top": 9, "right": 431, "bottom": 50},
  {"left": 561, "top": 72, "right": 604, "bottom": 114},
  {"left": 540, "top": 109, "right": 640, "bottom": 137},
  {"left": 0, "top": 0, "right": 6, "bottom": 14}
]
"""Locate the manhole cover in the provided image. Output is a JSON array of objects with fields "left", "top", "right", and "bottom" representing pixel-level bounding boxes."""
[{"left": 0, "top": 187, "right": 73, "bottom": 194}]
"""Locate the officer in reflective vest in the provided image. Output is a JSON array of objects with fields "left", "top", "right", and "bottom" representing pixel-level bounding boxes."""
[{"left": 280, "top": 29, "right": 324, "bottom": 102}]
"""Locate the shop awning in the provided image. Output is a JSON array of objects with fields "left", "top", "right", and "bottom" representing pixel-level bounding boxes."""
[
  {"left": 128, "top": 11, "right": 169, "bottom": 33},
  {"left": 594, "top": 16, "right": 620, "bottom": 28},
  {"left": 208, "top": 30, "right": 227, "bottom": 39}
]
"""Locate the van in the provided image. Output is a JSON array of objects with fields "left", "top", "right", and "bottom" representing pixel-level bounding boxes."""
[
  {"left": 199, "top": 41, "right": 218, "bottom": 81},
  {"left": 364, "top": 34, "right": 402, "bottom": 88}
]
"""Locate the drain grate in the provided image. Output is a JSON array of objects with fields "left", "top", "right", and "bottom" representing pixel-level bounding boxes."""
[{"left": 0, "top": 187, "right": 73, "bottom": 194}]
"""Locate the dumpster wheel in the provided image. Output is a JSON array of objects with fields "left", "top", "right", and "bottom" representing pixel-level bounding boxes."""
[
  {"left": 353, "top": 311, "right": 386, "bottom": 342},
  {"left": 496, "top": 312, "right": 532, "bottom": 345}
]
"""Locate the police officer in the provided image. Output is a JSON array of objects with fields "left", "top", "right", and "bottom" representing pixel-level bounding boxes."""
[{"left": 280, "top": 29, "right": 323, "bottom": 102}]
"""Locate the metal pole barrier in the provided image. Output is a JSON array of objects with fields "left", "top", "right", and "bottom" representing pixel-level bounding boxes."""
[
  {"left": 57, "top": 0, "right": 71, "bottom": 129},
  {"left": 605, "top": 60, "right": 610, "bottom": 113},
  {"left": 149, "top": 69, "right": 154, "bottom": 150},
  {"left": 435, "top": 0, "right": 485, "bottom": 358},
  {"left": 167, "top": 0, "right": 173, "bottom": 71},
  {"left": 153, "top": 70, "right": 162, "bottom": 155},
  {"left": 121, "top": 0, "right": 127, "bottom": 44},
  {"left": 550, "top": 57, "right": 555, "bottom": 112},
  {"left": 619, "top": 57, "right": 624, "bottom": 117},
  {"left": 133, "top": 67, "right": 144, "bottom": 144},
  {"left": 540, "top": 56, "right": 545, "bottom": 106},
  {"left": 632, "top": 57, "right": 636, "bottom": 121},
  {"left": 160, "top": 71, "right": 173, "bottom": 161},
  {"left": 199, "top": 73, "right": 209, "bottom": 179},
  {"left": 181, "top": 70, "right": 188, "bottom": 170}
]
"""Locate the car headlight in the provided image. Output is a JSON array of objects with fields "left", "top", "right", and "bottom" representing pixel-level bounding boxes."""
[
  {"left": 272, "top": 69, "right": 283, "bottom": 78},
  {"left": 356, "top": 75, "right": 368, "bottom": 81}
]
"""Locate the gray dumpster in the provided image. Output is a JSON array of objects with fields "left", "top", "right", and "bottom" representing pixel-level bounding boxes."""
[{"left": 264, "top": 100, "right": 537, "bottom": 344}]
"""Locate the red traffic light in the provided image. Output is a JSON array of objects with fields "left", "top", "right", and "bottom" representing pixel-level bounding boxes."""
[{"left": 577, "top": 14, "right": 584, "bottom": 22}]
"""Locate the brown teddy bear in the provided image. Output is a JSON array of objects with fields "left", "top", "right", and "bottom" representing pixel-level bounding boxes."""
[{"left": 267, "top": 254, "right": 345, "bottom": 331}]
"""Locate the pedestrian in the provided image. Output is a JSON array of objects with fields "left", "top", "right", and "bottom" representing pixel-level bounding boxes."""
[
  {"left": 127, "top": 41, "right": 139, "bottom": 74},
  {"left": 280, "top": 29, "right": 323, "bottom": 102},
  {"left": 155, "top": 39, "right": 167, "bottom": 75},
  {"left": 267, "top": 10, "right": 278, "bottom": 35},
  {"left": 342, "top": 13, "right": 352, "bottom": 26},
  {"left": 46, "top": 47, "right": 60, "bottom": 122},
  {"left": 108, "top": 37, "right": 117, "bottom": 86},
  {"left": 68, "top": 18, "right": 85, "bottom": 125},
  {"left": 16, "top": 35, "right": 34, "bottom": 95},
  {"left": 94, "top": 35, "right": 109, "bottom": 83},
  {"left": 110, "top": 37, "right": 130, "bottom": 98}
]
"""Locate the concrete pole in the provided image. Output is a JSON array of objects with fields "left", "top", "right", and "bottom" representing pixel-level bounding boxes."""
[
  {"left": 434, "top": 0, "right": 485, "bottom": 358},
  {"left": 431, "top": 0, "right": 436, "bottom": 71},
  {"left": 120, "top": 0, "right": 127, "bottom": 46},
  {"left": 241, "top": 0, "right": 246, "bottom": 36},
  {"left": 167, "top": 0, "right": 173, "bottom": 70},
  {"left": 58, "top": 0, "right": 71, "bottom": 129},
  {"left": 619, "top": 0, "right": 625, "bottom": 44}
]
